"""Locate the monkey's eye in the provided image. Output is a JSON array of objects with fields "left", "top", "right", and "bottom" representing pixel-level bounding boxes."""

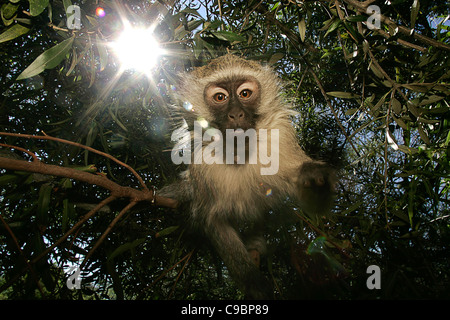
[
  {"left": 239, "top": 89, "right": 252, "bottom": 99},
  {"left": 213, "top": 93, "right": 228, "bottom": 102}
]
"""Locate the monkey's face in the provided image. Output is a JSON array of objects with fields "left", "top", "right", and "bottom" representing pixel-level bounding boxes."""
[{"left": 204, "top": 76, "right": 260, "bottom": 132}]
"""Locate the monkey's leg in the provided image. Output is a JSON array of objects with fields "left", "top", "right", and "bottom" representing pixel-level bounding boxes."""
[
  {"left": 243, "top": 224, "right": 267, "bottom": 268},
  {"left": 248, "top": 249, "right": 261, "bottom": 268},
  {"left": 207, "top": 222, "right": 272, "bottom": 299}
]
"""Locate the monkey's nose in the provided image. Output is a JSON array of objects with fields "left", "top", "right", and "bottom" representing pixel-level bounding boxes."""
[{"left": 228, "top": 110, "right": 245, "bottom": 122}]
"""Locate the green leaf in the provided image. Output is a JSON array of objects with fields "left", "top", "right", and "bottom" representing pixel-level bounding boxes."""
[
  {"left": 96, "top": 36, "right": 108, "bottom": 72},
  {"left": 37, "top": 183, "right": 52, "bottom": 224},
  {"left": 343, "top": 21, "right": 360, "bottom": 42},
  {"left": 1, "top": 2, "right": 19, "bottom": 25},
  {"left": 418, "top": 95, "right": 444, "bottom": 106},
  {"left": 0, "top": 24, "right": 30, "bottom": 43},
  {"left": 61, "top": 177, "right": 73, "bottom": 189},
  {"left": 212, "top": 30, "right": 245, "bottom": 42},
  {"left": 180, "top": 8, "right": 202, "bottom": 18},
  {"left": 268, "top": 52, "right": 284, "bottom": 65},
  {"left": 174, "top": 23, "right": 189, "bottom": 40},
  {"left": 444, "top": 129, "right": 450, "bottom": 147},
  {"left": 17, "top": 36, "right": 74, "bottom": 80},
  {"left": 327, "top": 91, "right": 360, "bottom": 99},
  {"left": 62, "top": 198, "right": 75, "bottom": 233},
  {"left": 346, "top": 15, "right": 367, "bottom": 22},
  {"left": 397, "top": 145, "right": 418, "bottom": 154},
  {"left": 340, "top": 200, "right": 363, "bottom": 215},
  {"left": 187, "top": 19, "right": 203, "bottom": 32},
  {"left": 345, "top": 108, "right": 358, "bottom": 116},
  {"left": 369, "top": 61, "right": 385, "bottom": 79},
  {"left": 374, "top": 91, "right": 390, "bottom": 110},
  {"left": 402, "top": 83, "right": 434, "bottom": 93},
  {"left": 28, "top": 0, "right": 49, "bottom": 16},
  {"left": 298, "top": 18, "right": 306, "bottom": 42},
  {"left": 193, "top": 33, "right": 204, "bottom": 59},
  {"left": 205, "top": 20, "right": 223, "bottom": 31},
  {"left": 393, "top": 115, "right": 408, "bottom": 130},
  {"left": 411, "top": 0, "right": 420, "bottom": 28},
  {"left": 408, "top": 178, "right": 417, "bottom": 227},
  {"left": 391, "top": 97, "right": 402, "bottom": 114},
  {"left": 324, "top": 18, "right": 341, "bottom": 38},
  {"left": 307, "top": 237, "right": 346, "bottom": 273},
  {"left": 62, "top": 0, "right": 72, "bottom": 13},
  {"left": 107, "top": 238, "right": 146, "bottom": 262},
  {"left": 271, "top": 2, "right": 281, "bottom": 12},
  {"left": 0, "top": 174, "right": 20, "bottom": 185},
  {"left": 155, "top": 226, "right": 179, "bottom": 238},
  {"left": 65, "top": 47, "right": 77, "bottom": 76},
  {"left": 418, "top": 123, "right": 430, "bottom": 145}
]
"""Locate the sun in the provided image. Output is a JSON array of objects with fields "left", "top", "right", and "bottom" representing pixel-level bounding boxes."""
[{"left": 110, "top": 24, "right": 165, "bottom": 76}]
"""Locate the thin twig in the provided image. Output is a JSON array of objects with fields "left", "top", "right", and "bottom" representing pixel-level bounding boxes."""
[
  {"left": 0, "top": 213, "right": 46, "bottom": 297},
  {"left": 81, "top": 201, "right": 138, "bottom": 269},
  {"left": 34, "top": 196, "right": 118, "bottom": 265},
  {"left": 0, "top": 132, "right": 148, "bottom": 191},
  {"left": 168, "top": 250, "right": 194, "bottom": 299},
  {"left": 0, "top": 143, "right": 39, "bottom": 162},
  {"left": 137, "top": 250, "right": 194, "bottom": 299}
]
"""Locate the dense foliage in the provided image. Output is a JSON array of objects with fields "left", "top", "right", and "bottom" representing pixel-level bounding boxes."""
[{"left": 0, "top": 0, "right": 449, "bottom": 299}]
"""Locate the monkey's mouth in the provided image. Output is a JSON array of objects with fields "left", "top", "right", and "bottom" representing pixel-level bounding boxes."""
[
  {"left": 233, "top": 128, "right": 246, "bottom": 134},
  {"left": 225, "top": 122, "right": 255, "bottom": 132},
  {"left": 201, "top": 123, "right": 257, "bottom": 164},
  {"left": 224, "top": 129, "right": 255, "bottom": 164}
]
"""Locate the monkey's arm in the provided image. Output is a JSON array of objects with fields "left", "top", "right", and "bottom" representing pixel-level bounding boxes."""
[
  {"left": 157, "top": 174, "right": 194, "bottom": 204},
  {"left": 208, "top": 222, "right": 273, "bottom": 299}
]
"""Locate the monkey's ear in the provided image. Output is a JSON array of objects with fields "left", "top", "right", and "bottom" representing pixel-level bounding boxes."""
[{"left": 296, "top": 161, "right": 336, "bottom": 221}]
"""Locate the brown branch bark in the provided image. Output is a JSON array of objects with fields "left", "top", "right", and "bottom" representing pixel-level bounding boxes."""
[
  {"left": 0, "top": 132, "right": 148, "bottom": 191},
  {"left": 0, "top": 157, "right": 178, "bottom": 208}
]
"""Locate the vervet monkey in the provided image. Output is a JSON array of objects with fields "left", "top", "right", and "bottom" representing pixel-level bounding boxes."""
[{"left": 159, "top": 54, "right": 335, "bottom": 299}]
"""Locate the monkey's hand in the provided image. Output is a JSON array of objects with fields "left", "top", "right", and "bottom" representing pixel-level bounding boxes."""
[
  {"left": 157, "top": 177, "right": 193, "bottom": 204},
  {"left": 296, "top": 161, "right": 336, "bottom": 218}
]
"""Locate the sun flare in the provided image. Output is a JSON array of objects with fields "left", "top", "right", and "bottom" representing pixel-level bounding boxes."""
[{"left": 110, "top": 25, "right": 164, "bottom": 76}]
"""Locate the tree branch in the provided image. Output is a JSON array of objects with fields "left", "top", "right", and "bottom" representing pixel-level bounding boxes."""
[
  {"left": 0, "top": 157, "right": 178, "bottom": 208},
  {"left": 0, "top": 132, "right": 149, "bottom": 191}
]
